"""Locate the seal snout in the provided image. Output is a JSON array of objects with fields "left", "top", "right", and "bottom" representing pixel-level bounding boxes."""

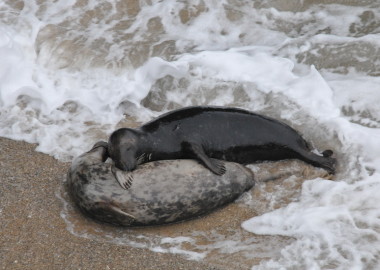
[{"left": 114, "top": 158, "right": 137, "bottom": 172}]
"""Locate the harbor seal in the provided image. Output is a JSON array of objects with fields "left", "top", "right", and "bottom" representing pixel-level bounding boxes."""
[
  {"left": 108, "top": 106, "right": 336, "bottom": 189},
  {"left": 66, "top": 141, "right": 255, "bottom": 226}
]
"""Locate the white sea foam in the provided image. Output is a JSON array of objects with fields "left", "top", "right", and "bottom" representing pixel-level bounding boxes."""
[
  {"left": 2, "top": 0, "right": 380, "bottom": 269},
  {"left": 243, "top": 175, "right": 380, "bottom": 269}
]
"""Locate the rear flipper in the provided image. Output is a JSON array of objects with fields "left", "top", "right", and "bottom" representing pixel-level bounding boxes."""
[
  {"left": 299, "top": 149, "right": 336, "bottom": 174},
  {"left": 317, "top": 155, "right": 336, "bottom": 174},
  {"left": 188, "top": 143, "right": 226, "bottom": 175},
  {"left": 322, "top": 150, "right": 333, "bottom": 158}
]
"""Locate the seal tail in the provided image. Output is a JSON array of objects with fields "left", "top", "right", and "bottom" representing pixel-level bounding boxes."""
[
  {"left": 295, "top": 148, "right": 336, "bottom": 175},
  {"left": 319, "top": 150, "right": 336, "bottom": 174}
]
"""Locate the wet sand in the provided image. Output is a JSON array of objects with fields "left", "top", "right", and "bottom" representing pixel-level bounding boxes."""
[
  {"left": 1, "top": 136, "right": 332, "bottom": 270},
  {"left": 0, "top": 137, "right": 223, "bottom": 270}
]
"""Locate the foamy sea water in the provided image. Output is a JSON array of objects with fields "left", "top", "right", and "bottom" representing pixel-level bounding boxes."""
[{"left": 1, "top": 1, "right": 380, "bottom": 269}]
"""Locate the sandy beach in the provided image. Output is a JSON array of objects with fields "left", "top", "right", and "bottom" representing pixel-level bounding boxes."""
[
  {"left": 0, "top": 137, "right": 226, "bottom": 270},
  {"left": 1, "top": 136, "right": 333, "bottom": 270}
]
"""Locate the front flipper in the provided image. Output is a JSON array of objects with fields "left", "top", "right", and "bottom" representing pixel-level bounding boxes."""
[
  {"left": 111, "top": 165, "right": 134, "bottom": 190},
  {"left": 189, "top": 143, "right": 226, "bottom": 175},
  {"left": 108, "top": 205, "right": 136, "bottom": 225},
  {"left": 97, "top": 202, "right": 137, "bottom": 226}
]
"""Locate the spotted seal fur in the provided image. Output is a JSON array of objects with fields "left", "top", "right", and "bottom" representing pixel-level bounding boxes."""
[{"left": 66, "top": 141, "right": 255, "bottom": 226}]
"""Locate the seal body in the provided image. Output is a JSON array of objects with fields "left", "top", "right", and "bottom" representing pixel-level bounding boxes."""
[
  {"left": 67, "top": 142, "right": 255, "bottom": 226},
  {"left": 108, "top": 106, "right": 336, "bottom": 177}
]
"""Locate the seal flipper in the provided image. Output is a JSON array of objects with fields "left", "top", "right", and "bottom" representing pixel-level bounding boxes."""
[
  {"left": 108, "top": 205, "right": 136, "bottom": 225},
  {"left": 188, "top": 143, "right": 226, "bottom": 175},
  {"left": 111, "top": 165, "right": 134, "bottom": 190},
  {"left": 296, "top": 149, "right": 336, "bottom": 175},
  {"left": 322, "top": 149, "right": 333, "bottom": 158},
  {"left": 97, "top": 202, "right": 136, "bottom": 226}
]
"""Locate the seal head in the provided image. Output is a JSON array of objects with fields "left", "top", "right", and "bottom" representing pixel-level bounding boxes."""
[{"left": 108, "top": 128, "right": 142, "bottom": 171}]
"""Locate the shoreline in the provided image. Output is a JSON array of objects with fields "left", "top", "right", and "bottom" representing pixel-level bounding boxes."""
[
  {"left": 1, "top": 136, "right": 329, "bottom": 269},
  {"left": 0, "top": 137, "right": 224, "bottom": 270}
]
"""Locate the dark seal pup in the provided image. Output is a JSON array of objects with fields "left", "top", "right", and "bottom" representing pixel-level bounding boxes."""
[
  {"left": 108, "top": 106, "right": 336, "bottom": 189},
  {"left": 67, "top": 141, "right": 255, "bottom": 226}
]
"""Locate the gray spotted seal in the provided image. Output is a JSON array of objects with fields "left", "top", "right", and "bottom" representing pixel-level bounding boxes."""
[
  {"left": 108, "top": 106, "right": 336, "bottom": 189},
  {"left": 66, "top": 141, "right": 255, "bottom": 226}
]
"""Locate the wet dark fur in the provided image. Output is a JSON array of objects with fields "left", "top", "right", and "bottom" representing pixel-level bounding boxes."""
[{"left": 108, "top": 106, "right": 336, "bottom": 174}]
